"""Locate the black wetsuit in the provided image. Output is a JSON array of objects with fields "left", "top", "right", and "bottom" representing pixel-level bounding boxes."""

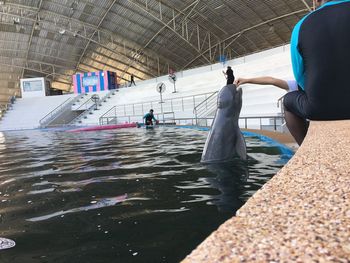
[
  {"left": 130, "top": 75, "right": 136, "bottom": 86},
  {"left": 285, "top": 0, "right": 350, "bottom": 120},
  {"left": 226, "top": 68, "right": 235, "bottom": 85}
]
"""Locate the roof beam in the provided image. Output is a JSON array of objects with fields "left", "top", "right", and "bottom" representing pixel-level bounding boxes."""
[
  {"left": 74, "top": 0, "right": 117, "bottom": 75},
  {"left": 85, "top": 57, "right": 146, "bottom": 81},
  {"left": 126, "top": 0, "right": 212, "bottom": 65},
  {"left": 12, "top": 31, "right": 161, "bottom": 78},
  {"left": 300, "top": 0, "right": 313, "bottom": 11},
  {"left": 0, "top": 38, "right": 85, "bottom": 58},
  {"left": 237, "top": 0, "right": 288, "bottom": 43},
  {"left": 119, "top": 0, "right": 203, "bottom": 79},
  {"left": 21, "top": 0, "right": 43, "bottom": 79},
  {"left": 182, "top": 9, "right": 308, "bottom": 69},
  {"left": 0, "top": 46, "right": 78, "bottom": 66},
  {"left": 0, "top": 61, "right": 71, "bottom": 83},
  {"left": 88, "top": 50, "right": 155, "bottom": 78},
  {"left": 0, "top": 8, "right": 160, "bottom": 78},
  {"left": 0, "top": 34, "right": 160, "bottom": 74},
  {"left": 1, "top": 3, "right": 180, "bottom": 78},
  {"left": 220, "top": 0, "right": 276, "bottom": 48},
  {"left": 250, "top": 0, "right": 294, "bottom": 37}
]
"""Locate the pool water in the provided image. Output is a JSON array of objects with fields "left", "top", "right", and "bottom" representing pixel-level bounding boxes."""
[{"left": 0, "top": 127, "right": 291, "bottom": 263}]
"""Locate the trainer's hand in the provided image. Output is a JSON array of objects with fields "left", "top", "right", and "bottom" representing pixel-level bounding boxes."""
[{"left": 234, "top": 78, "right": 248, "bottom": 87}]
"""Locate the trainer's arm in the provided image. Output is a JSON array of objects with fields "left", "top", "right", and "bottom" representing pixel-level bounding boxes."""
[{"left": 235, "top": 77, "right": 289, "bottom": 91}]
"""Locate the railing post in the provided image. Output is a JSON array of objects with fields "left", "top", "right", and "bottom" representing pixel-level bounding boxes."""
[
  {"left": 274, "top": 117, "right": 277, "bottom": 131},
  {"left": 245, "top": 118, "right": 247, "bottom": 129},
  {"left": 182, "top": 98, "right": 184, "bottom": 111},
  {"left": 260, "top": 118, "right": 262, "bottom": 130},
  {"left": 133, "top": 104, "right": 135, "bottom": 115}
]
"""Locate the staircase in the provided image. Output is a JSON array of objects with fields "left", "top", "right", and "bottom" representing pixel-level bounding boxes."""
[
  {"left": 39, "top": 94, "right": 84, "bottom": 128},
  {"left": 193, "top": 91, "right": 218, "bottom": 127},
  {"left": 69, "top": 90, "right": 117, "bottom": 125},
  {"left": 0, "top": 95, "right": 76, "bottom": 131}
]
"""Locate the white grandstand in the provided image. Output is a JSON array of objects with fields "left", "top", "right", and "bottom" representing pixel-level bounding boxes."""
[{"left": 0, "top": 45, "right": 292, "bottom": 131}]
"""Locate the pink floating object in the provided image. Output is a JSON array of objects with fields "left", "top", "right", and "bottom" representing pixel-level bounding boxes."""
[{"left": 68, "top": 123, "right": 137, "bottom": 132}]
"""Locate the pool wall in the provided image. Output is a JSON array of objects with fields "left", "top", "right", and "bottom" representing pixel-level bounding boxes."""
[{"left": 175, "top": 125, "right": 295, "bottom": 159}]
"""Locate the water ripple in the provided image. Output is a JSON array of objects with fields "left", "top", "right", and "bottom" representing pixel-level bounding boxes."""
[{"left": 0, "top": 127, "right": 291, "bottom": 263}]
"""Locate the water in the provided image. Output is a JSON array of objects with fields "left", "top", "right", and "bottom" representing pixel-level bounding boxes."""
[{"left": 0, "top": 127, "right": 291, "bottom": 263}]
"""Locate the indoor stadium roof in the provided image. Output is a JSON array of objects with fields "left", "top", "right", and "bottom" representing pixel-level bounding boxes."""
[{"left": 0, "top": 0, "right": 313, "bottom": 100}]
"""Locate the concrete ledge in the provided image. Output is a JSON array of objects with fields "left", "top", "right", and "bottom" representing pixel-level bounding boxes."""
[{"left": 182, "top": 120, "right": 350, "bottom": 262}]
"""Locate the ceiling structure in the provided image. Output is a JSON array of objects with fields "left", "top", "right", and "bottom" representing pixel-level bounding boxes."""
[{"left": 0, "top": 0, "right": 313, "bottom": 102}]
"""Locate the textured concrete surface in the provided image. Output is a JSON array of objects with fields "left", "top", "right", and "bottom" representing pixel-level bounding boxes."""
[{"left": 183, "top": 120, "right": 350, "bottom": 262}]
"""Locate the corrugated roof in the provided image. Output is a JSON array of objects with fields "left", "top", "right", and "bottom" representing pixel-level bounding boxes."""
[{"left": 0, "top": 0, "right": 313, "bottom": 96}]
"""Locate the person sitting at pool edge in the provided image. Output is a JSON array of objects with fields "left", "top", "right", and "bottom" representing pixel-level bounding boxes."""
[
  {"left": 284, "top": 0, "right": 350, "bottom": 145},
  {"left": 143, "top": 109, "right": 158, "bottom": 125}
]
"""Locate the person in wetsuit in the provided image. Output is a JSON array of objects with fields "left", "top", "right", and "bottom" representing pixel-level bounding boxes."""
[
  {"left": 222, "top": 66, "right": 235, "bottom": 85},
  {"left": 284, "top": 0, "right": 350, "bottom": 145},
  {"left": 143, "top": 109, "right": 157, "bottom": 125}
]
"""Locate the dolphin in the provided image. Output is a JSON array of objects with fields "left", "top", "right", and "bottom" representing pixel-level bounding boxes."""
[{"left": 201, "top": 84, "right": 247, "bottom": 163}]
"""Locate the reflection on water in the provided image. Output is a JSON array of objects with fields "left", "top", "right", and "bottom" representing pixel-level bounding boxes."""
[
  {"left": 26, "top": 194, "right": 129, "bottom": 222},
  {"left": 0, "top": 127, "right": 291, "bottom": 263}
]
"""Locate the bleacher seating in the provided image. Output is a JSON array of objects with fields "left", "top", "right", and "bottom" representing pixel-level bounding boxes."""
[
  {"left": 78, "top": 45, "right": 292, "bottom": 126},
  {"left": 0, "top": 44, "right": 294, "bottom": 130},
  {"left": 0, "top": 94, "right": 75, "bottom": 131}
]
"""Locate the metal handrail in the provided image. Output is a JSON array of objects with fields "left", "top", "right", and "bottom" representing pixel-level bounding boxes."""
[
  {"left": 193, "top": 91, "right": 218, "bottom": 114},
  {"left": 195, "top": 98, "right": 217, "bottom": 117},
  {"left": 39, "top": 97, "right": 73, "bottom": 126},
  {"left": 100, "top": 105, "right": 116, "bottom": 120},
  {"left": 74, "top": 97, "right": 95, "bottom": 111},
  {"left": 99, "top": 111, "right": 176, "bottom": 126},
  {"left": 193, "top": 91, "right": 218, "bottom": 125},
  {"left": 99, "top": 115, "right": 285, "bottom": 132},
  {"left": 99, "top": 91, "right": 218, "bottom": 121},
  {"left": 173, "top": 116, "right": 285, "bottom": 131},
  {"left": 70, "top": 90, "right": 116, "bottom": 125}
]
